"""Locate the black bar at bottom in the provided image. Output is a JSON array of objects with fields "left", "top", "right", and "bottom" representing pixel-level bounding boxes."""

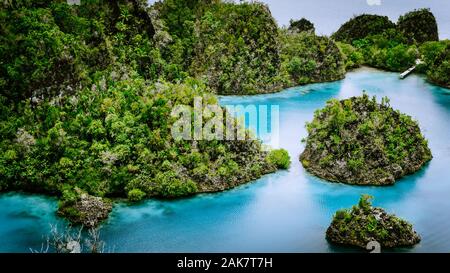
[{"left": 0, "top": 253, "right": 447, "bottom": 272}]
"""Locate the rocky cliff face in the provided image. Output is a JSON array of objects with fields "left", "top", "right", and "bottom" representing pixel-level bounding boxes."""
[
  {"left": 300, "top": 94, "right": 432, "bottom": 185},
  {"left": 327, "top": 195, "right": 421, "bottom": 249}
]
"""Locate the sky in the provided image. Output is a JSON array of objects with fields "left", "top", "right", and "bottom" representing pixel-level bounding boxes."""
[{"left": 147, "top": 0, "right": 450, "bottom": 39}]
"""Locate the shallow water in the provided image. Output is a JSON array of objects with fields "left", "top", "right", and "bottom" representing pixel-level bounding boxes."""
[{"left": 1, "top": 68, "right": 450, "bottom": 252}]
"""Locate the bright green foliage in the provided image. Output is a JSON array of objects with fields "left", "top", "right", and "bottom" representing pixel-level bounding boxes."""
[
  {"left": 280, "top": 31, "right": 346, "bottom": 85},
  {"left": 301, "top": 94, "right": 432, "bottom": 185},
  {"left": 267, "top": 149, "right": 291, "bottom": 169},
  {"left": 397, "top": 9, "right": 439, "bottom": 44},
  {"left": 336, "top": 42, "right": 364, "bottom": 69},
  {"left": 0, "top": 75, "right": 279, "bottom": 201},
  {"left": 334, "top": 9, "right": 447, "bottom": 87},
  {"left": 127, "top": 188, "right": 146, "bottom": 202},
  {"left": 331, "top": 14, "right": 396, "bottom": 44},
  {"left": 351, "top": 29, "right": 418, "bottom": 72},
  {"left": 358, "top": 194, "right": 373, "bottom": 212}
]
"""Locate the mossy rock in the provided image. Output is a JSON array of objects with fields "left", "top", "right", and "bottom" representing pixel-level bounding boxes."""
[
  {"left": 300, "top": 94, "right": 432, "bottom": 185},
  {"left": 326, "top": 195, "right": 421, "bottom": 249}
]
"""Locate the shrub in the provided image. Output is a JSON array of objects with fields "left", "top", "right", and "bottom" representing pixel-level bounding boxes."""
[
  {"left": 127, "top": 188, "right": 147, "bottom": 202},
  {"left": 267, "top": 149, "right": 291, "bottom": 169},
  {"left": 358, "top": 194, "right": 373, "bottom": 212}
]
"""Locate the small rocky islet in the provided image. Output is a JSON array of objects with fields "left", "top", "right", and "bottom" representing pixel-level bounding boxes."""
[
  {"left": 326, "top": 195, "right": 421, "bottom": 249},
  {"left": 300, "top": 93, "right": 432, "bottom": 185}
]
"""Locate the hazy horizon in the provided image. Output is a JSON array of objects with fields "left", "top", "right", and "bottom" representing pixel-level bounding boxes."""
[{"left": 147, "top": 0, "right": 450, "bottom": 39}]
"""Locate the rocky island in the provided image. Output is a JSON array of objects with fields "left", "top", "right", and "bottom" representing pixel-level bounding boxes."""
[
  {"left": 300, "top": 94, "right": 432, "bottom": 185},
  {"left": 326, "top": 195, "right": 421, "bottom": 249}
]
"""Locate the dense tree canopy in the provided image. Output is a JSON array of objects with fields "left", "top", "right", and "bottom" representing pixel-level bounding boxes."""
[
  {"left": 280, "top": 31, "right": 345, "bottom": 85},
  {"left": 288, "top": 18, "right": 315, "bottom": 34},
  {"left": 397, "top": 8, "right": 439, "bottom": 44},
  {"left": 331, "top": 14, "right": 395, "bottom": 44}
]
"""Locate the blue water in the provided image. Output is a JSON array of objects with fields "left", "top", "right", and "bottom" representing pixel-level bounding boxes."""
[{"left": 1, "top": 68, "right": 450, "bottom": 252}]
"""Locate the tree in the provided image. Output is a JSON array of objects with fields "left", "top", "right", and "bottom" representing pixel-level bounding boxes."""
[{"left": 288, "top": 18, "right": 315, "bottom": 34}]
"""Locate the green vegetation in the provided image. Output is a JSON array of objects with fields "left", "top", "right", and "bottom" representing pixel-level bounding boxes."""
[
  {"left": 397, "top": 9, "right": 439, "bottom": 44},
  {"left": 0, "top": 1, "right": 446, "bottom": 226},
  {"left": 267, "top": 149, "right": 291, "bottom": 170},
  {"left": 327, "top": 195, "right": 421, "bottom": 249},
  {"left": 333, "top": 9, "right": 449, "bottom": 87},
  {"left": 331, "top": 14, "right": 395, "bottom": 44},
  {"left": 188, "top": 2, "right": 283, "bottom": 95},
  {"left": 336, "top": 42, "right": 364, "bottom": 70},
  {"left": 300, "top": 94, "right": 432, "bottom": 185},
  {"left": 128, "top": 188, "right": 147, "bottom": 202},
  {"left": 288, "top": 18, "right": 315, "bottom": 34},
  {"left": 352, "top": 29, "right": 419, "bottom": 72},
  {"left": 0, "top": 0, "right": 292, "bottom": 225},
  {"left": 418, "top": 40, "right": 450, "bottom": 88},
  {"left": 280, "top": 30, "right": 346, "bottom": 86}
]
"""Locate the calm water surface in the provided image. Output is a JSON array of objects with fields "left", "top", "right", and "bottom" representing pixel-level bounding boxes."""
[{"left": 1, "top": 68, "right": 450, "bottom": 252}]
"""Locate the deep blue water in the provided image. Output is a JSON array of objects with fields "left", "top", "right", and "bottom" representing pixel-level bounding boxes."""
[{"left": 1, "top": 68, "right": 450, "bottom": 252}]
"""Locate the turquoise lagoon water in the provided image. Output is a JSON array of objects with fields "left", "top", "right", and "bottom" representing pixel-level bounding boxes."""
[{"left": 1, "top": 68, "right": 450, "bottom": 252}]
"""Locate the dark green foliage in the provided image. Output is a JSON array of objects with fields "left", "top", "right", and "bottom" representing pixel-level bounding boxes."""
[
  {"left": 327, "top": 195, "right": 421, "bottom": 249},
  {"left": 397, "top": 9, "right": 439, "bottom": 44},
  {"left": 267, "top": 149, "right": 291, "bottom": 169},
  {"left": 288, "top": 18, "right": 315, "bottom": 34},
  {"left": 153, "top": 0, "right": 218, "bottom": 71},
  {"left": 300, "top": 94, "right": 432, "bottom": 185},
  {"left": 280, "top": 31, "right": 346, "bottom": 85},
  {"left": 0, "top": 0, "right": 168, "bottom": 102},
  {"left": 351, "top": 29, "right": 418, "bottom": 72},
  {"left": 331, "top": 14, "right": 395, "bottom": 44},
  {"left": 189, "top": 2, "right": 283, "bottom": 95},
  {"left": 334, "top": 9, "right": 447, "bottom": 86},
  {"left": 419, "top": 40, "right": 450, "bottom": 88}
]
